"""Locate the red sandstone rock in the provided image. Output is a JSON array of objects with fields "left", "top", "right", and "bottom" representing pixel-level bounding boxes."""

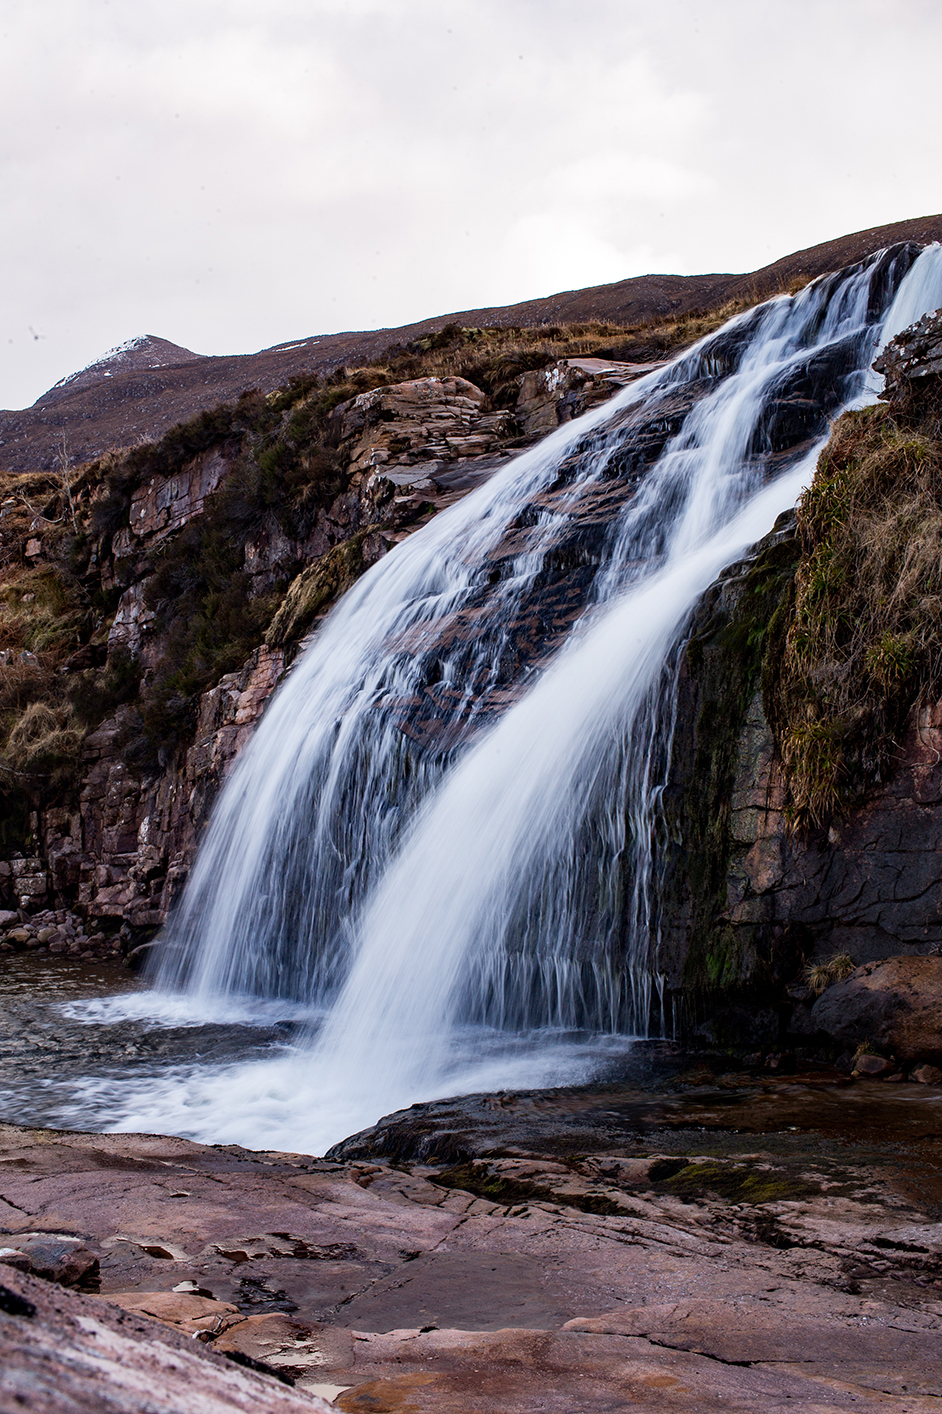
[
  {"left": 4, "top": 1116, "right": 942, "bottom": 1410},
  {"left": 106, "top": 1288, "right": 242, "bottom": 1337}
]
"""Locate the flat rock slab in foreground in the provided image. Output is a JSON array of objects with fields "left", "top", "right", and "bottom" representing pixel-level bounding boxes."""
[{"left": 3, "top": 1076, "right": 942, "bottom": 1411}]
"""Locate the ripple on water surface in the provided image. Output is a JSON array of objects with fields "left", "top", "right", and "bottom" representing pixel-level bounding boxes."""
[
  {"left": 0, "top": 955, "right": 641, "bottom": 1154},
  {"left": 0, "top": 955, "right": 310, "bottom": 1134}
]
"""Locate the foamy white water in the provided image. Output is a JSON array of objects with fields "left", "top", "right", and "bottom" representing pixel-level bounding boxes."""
[{"left": 53, "top": 241, "right": 942, "bottom": 1154}]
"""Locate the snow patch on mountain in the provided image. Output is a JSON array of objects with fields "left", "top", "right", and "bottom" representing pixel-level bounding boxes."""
[{"left": 39, "top": 335, "right": 202, "bottom": 405}]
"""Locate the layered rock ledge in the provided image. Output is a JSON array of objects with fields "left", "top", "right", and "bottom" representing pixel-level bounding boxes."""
[{"left": 5, "top": 1061, "right": 942, "bottom": 1411}]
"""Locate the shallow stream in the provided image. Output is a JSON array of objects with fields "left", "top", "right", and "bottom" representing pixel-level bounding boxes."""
[{"left": 0, "top": 955, "right": 301, "bottom": 1133}]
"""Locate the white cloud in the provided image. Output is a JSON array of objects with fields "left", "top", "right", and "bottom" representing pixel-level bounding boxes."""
[{"left": 2, "top": 0, "right": 942, "bottom": 409}]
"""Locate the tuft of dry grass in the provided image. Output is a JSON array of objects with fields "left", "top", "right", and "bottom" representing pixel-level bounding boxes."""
[
  {"left": 803, "top": 953, "right": 857, "bottom": 995},
  {"left": 0, "top": 567, "right": 87, "bottom": 657},
  {"left": 3, "top": 700, "right": 83, "bottom": 770}
]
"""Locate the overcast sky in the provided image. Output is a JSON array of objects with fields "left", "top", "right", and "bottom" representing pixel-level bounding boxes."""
[{"left": 2, "top": 0, "right": 940, "bottom": 409}]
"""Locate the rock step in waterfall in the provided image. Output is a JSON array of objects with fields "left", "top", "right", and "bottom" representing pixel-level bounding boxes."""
[{"left": 75, "top": 240, "right": 942, "bottom": 1153}]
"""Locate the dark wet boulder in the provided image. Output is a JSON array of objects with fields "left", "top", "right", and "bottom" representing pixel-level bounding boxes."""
[{"left": 810, "top": 955, "right": 942, "bottom": 1062}]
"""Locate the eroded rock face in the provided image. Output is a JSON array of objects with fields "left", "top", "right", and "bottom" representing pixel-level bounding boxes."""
[
  {"left": 874, "top": 305, "right": 942, "bottom": 396},
  {"left": 515, "top": 357, "right": 661, "bottom": 437},
  {"left": 127, "top": 446, "right": 232, "bottom": 544},
  {"left": 329, "top": 377, "right": 514, "bottom": 477},
  {"left": 40, "top": 645, "right": 287, "bottom": 928},
  {"left": 810, "top": 956, "right": 942, "bottom": 1060}
]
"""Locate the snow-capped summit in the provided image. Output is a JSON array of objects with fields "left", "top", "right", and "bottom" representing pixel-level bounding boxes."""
[{"left": 38, "top": 335, "right": 202, "bottom": 405}]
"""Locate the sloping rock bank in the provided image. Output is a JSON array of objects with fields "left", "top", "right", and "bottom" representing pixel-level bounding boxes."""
[{"left": 6, "top": 1065, "right": 942, "bottom": 1411}]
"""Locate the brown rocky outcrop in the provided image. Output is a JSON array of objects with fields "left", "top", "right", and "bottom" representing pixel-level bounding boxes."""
[
  {"left": 53, "top": 645, "right": 288, "bottom": 927},
  {"left": 328, "top": 376, "right": 514, "bottom": 478},
  {"left": 515, "top": 356, "right": 663, "bottom": 436},
  {"left": 874, "top": 306, "right": 942, "bottom": 397}
]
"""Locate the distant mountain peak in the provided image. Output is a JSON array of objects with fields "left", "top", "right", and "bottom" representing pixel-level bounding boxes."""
[{"left": 37, "top": 335, "right": 203, "bottom": 406}]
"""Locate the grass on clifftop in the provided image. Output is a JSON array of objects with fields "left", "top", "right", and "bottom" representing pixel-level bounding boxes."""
[{"left": 767, "top": 401, "right": 942, "bottom": 825}]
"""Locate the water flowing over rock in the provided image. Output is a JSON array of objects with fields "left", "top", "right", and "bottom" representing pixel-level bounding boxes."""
[{"left": 123, "top": 240, "right": 942, "bottom": 1146}]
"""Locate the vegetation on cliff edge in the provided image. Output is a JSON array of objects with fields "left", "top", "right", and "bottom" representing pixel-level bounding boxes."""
[{"left": 767, "top": 400, "right": 942, "bottom": 825}]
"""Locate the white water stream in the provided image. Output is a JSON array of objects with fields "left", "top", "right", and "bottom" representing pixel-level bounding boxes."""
[{"left": 56, "top": 242, "right": 942, "bottom": 1155}]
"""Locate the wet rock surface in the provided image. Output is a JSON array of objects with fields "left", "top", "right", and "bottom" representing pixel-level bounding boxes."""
[{"left": 5, "top": 1060, "right": 942, "bottom": 1409}]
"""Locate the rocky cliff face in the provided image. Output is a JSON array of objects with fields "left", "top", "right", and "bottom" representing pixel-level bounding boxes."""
[
  {"left": 659, "top": 307, "right": 942, "bottom": 1050},
  {"left": 0, "top": 344, "right": 645, "bottom": 947}
]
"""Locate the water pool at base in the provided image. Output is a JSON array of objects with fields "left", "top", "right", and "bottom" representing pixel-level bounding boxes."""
[{"left": 0, "top": 955, "right": 642, "bottom": 1154}]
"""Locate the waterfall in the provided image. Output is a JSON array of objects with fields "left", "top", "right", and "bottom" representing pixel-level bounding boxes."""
[{"left": 107, "top": 240, "right": 942, "bottom": 1151}]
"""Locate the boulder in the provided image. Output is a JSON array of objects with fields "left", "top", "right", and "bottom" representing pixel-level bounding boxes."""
[
  {"left": 810, "top": 955, "right": 942, "bottom": 1061},
  {"left": 853, "top": 1052, "right": 894, "bottom": 1077}
]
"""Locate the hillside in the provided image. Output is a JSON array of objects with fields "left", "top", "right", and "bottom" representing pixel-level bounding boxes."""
[{"left": 3, "top": 213, "right": 941, "bottom": 479}]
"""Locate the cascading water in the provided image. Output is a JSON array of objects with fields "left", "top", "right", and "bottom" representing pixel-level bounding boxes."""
[{"left": 63, "top": 241, "right": 942, "bottom": 1153}]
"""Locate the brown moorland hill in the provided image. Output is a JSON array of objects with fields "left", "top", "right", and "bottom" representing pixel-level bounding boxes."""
[{"left": 2, "top": 212, "right": 941, "bottom": 477}]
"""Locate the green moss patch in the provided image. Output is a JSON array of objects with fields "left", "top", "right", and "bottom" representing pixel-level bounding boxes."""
[
  {"left": 434, "top": 1162, "right": 623, "bottom": 1216},
  {"left": 656, "top": 1159, "right": 819, "bottom": 1205}
]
